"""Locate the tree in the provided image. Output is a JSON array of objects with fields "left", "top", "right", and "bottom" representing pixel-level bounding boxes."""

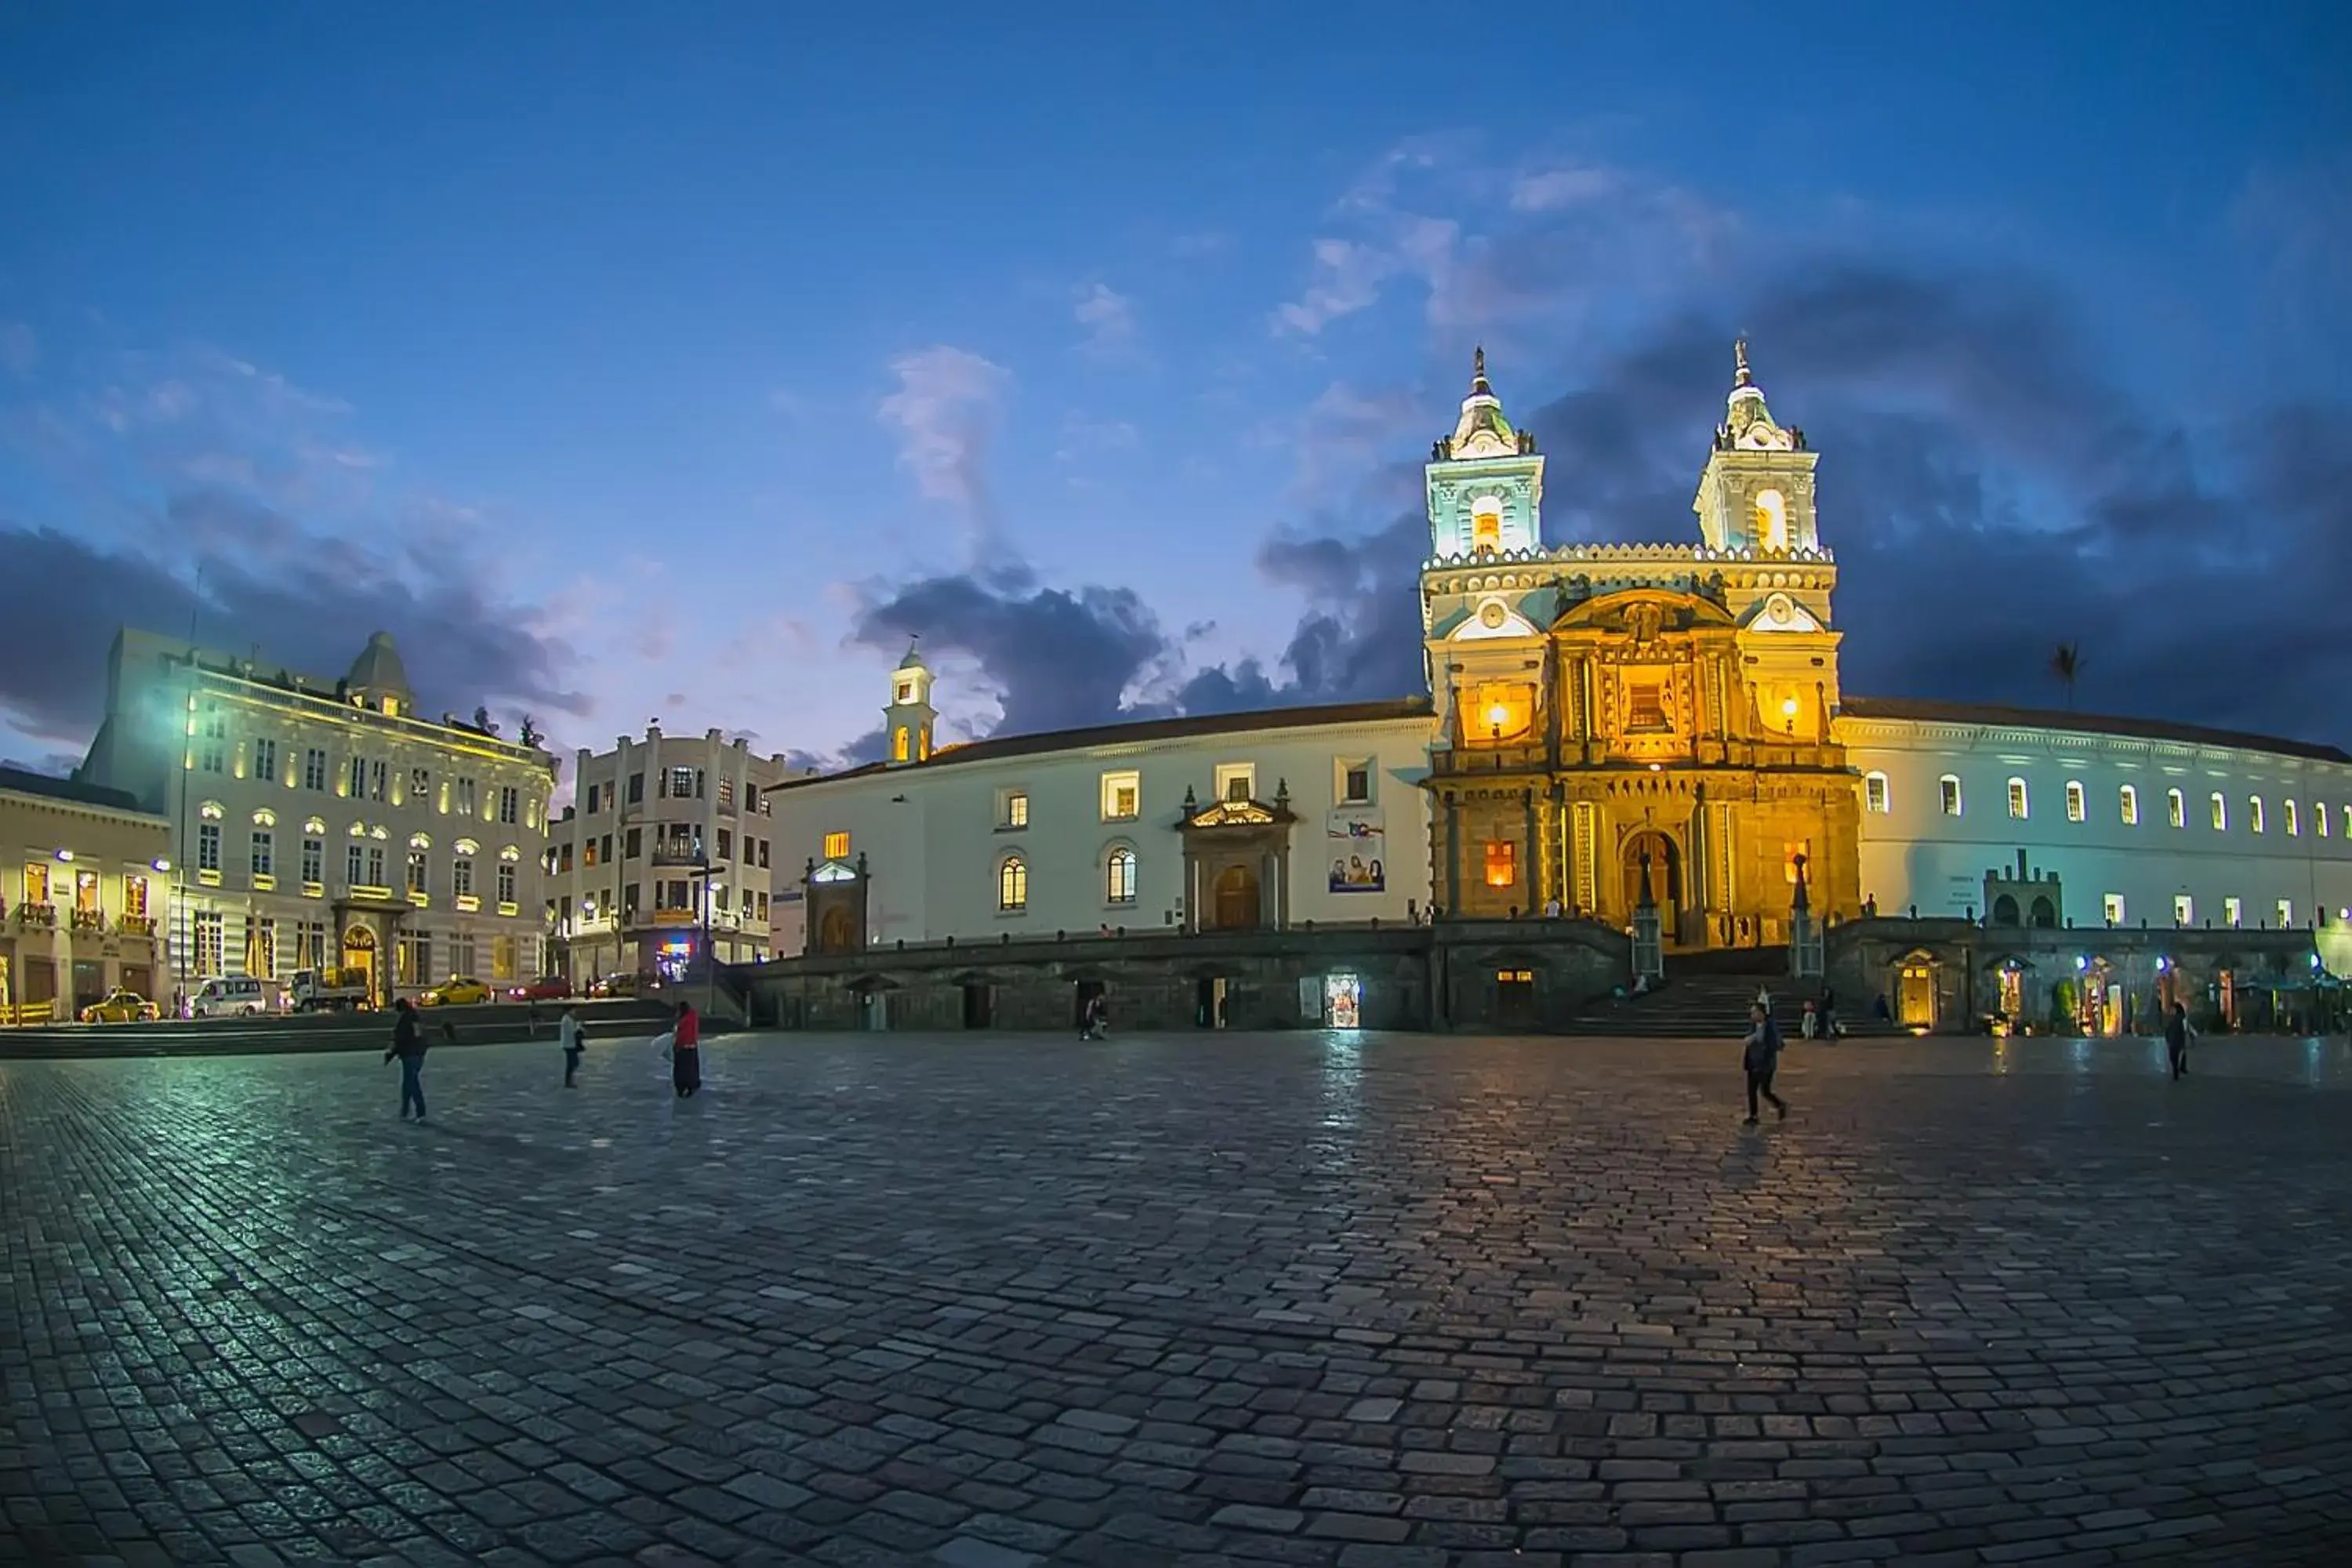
[{"left": 2049, "top": 642, "right": 2084, "bottom": 710}]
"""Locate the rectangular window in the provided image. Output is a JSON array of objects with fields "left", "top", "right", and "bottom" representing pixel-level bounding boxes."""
[
  {"left": 822, "top": 830, "right": 850, "bottom": 859},
  {"left": 1215, "top": 763, "right": 1255, "bottom": 804},
  {"left": 598, "top": 833, "right": 612, "bottom": 865},
  {"left": 2318, "top": 801, "right": 2331, "bottom": 838},
  {"left": 717, "top": 775, "right": 735, "bottom": 808},
  {"left": 1102, "top": 770, "right": 1140, "bottom": 822},
  {"left": 252, "top": 736, "right": 278, "bottom": 784},
  {"left": 347, "top": 842, "right": 365, "bottom": 887},
  {"left": 369, "top": 760, "right": 388, "bottom": 802},
  {"left": 2169, "top": 789, "right": 2185, "bottom": 828},
  {"left": 2249, "top": 796, "right": 2266, "bottom": 833},
  {"left": 123, "top": 875, "right": 148, "bottom": 917},
  {"left": 409, "top": 767, "right": 430, "bottom": 804},
  {"left": 757, "top": 837, "right": 771, "bottom": 869},
  {"left": 1940, "top": 776, "right": 1962, "bottom": 817},
  {"left": 2065, "top": 780, "right": 2085, "bottom": 822},
  {"left": 2007, "top": 779, "right": 2028, "bottom": 820},
  {"left": 1484, "top": 840, "right": 1516, "bottom": 887},
  {"left": 717, "top": 829, "right": 732, "bottom": 861},
  {"left": 347, "top": 755, "right": 366, "bottom": 797},
  {"left": 2285, "top": 800, "right": 2299, "bottom": 837},
  {"left": 250, "top": 831, "right": 274, "bottom": 880},
  {"left": 457, "top": 777, "right": 477, "bottom": 816},
  {"left": 585, "top": 782, "right": 601, "bottom": 814},
  {"left": 406, "top": 851, "right": 427, "bottom": 894},
  {"left": 1001, "top": 789, "right": 1029, "bottom": 829},
  {"left": 558, "top": 842, "right": 573, "bottom": 872},
  {"left": 497, "top": 786, "right": 519, "bottom": 824},
  {"left": 625, "top": 826, "right": 641, "bottom": 858},
  {"left": 2173, "top": 894, "right": 2193, "bottom": 926},
  {"left": 1864, "top": 773, "right": 1889, "bottom": 815},
  {"left": 301, "top": 838, "right": 322, "bottom": 885},
  {"left": 492, "top": 935, "right": 517, "bottom": 982},
  {"left": 583, "top": 837, "right": 601, "bottom": 869},
  {"left": 198, "top": 823, "right": 221, "bottom": 873},
  {"left": 669, "top": 766, "right": 699, "bottom": 800},
  {"left": 2101, "top": 893, "right": 2124, "bottom": 925},
  {"left": 193, "top": 911, "right": 224, "bottom": 978},
  {"left": 627, "top": 771, "right": 644, "bottom": 804},
  {"left": 453, "top": 858, "right": 474, "bottom": 898},
  {"left": 366, "top": 846, "right": 385, "bottom": 887},
  {"left": 303, "top": 747, "right": 328, "bottom": 790},
  {"left": 2278, "top": 899, "right": 2295, "bottom": 928},
  {"left": 252, "top": 917, "right": 277, "bottom": 980},
  {"left": 20, "top": 863, "right": 45, "bottom": 906},
  {"left": 1342, "top": 764, "right": 1372, "bottom": 804},
  {"left": 397, "top": 930, "right": 429, "bottom": 986},
  {"left": 2119, "top": 784, "right": 2138, "bottom": 826},
  {"left": 2224, "top": 896, "right": 2242, "bottom": 927},
  {"left": 2211, "top": 793, "right": 2227, "bottom": 831},
  {"left": 450, "top": 933, "right": 477, "bottom": 978},
  {"left": 1626, "top": 681, "right": 1666, "bottom": 731},
  {"left": 496, "top": 862, "right": 515, "bottom": 906}
]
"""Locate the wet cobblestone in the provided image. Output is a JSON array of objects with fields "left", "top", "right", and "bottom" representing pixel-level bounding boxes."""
[{"left": 4, "top": 1030, "right": 2350, "bottom": 1565}]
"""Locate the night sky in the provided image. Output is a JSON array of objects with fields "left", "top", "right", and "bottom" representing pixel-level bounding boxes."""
[{"left": 2, "top": 3, "right": 2347, "bottom": 779}]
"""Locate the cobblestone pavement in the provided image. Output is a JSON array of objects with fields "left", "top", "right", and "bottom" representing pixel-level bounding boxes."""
[{"left": 5, "top": 1031, "right": 2351, "bottom": 1567}]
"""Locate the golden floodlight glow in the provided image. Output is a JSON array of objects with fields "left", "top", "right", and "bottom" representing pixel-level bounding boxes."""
[{"left": 1486, "top": 703, "right": 1510, "bottom": 728}]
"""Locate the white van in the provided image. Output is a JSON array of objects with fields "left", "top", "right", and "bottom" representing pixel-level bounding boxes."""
[{"left": 191, "top": 976, "right": 276, "bottom": 1018}]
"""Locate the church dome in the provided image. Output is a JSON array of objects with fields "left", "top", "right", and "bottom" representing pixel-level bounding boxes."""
[{"left": 346, "top": 631, "right": 415, "bottom": 713}]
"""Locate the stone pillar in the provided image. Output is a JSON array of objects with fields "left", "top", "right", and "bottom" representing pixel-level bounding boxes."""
[{"left": 1790, "top": 853, "right": 1824, "bottom": 980}]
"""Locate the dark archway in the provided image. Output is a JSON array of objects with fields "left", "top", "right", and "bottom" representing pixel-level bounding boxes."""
[
  {"left": 1214, "top": 864, "right": 1260, "bottom": 930},
  {"left": 1991, "top": 894, "right": 2020, "bottom": 925},
  {"left": 817, "top": 906, "right": 857, "bottom": 955},
  {"left": 1621, "top": 830, "right": 1681, "bottom": 916},
  {"left": 2029, "top": 895, "right": 2057, "bottom": 928}
]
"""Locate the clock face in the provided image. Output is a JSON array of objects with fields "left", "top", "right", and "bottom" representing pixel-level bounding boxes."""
[{"left": 1766, "top": 593, "right": 1795, "bottom": 625}]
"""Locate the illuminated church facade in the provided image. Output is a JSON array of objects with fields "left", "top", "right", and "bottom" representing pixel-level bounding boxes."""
[{"left": 762, "top": 348, "right": 2352, "bottom": 1002}]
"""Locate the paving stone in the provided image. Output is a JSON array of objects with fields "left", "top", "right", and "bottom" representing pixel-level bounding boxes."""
[{"left": 1, "top": 1033, "right": 2345, "bottom": 1565}]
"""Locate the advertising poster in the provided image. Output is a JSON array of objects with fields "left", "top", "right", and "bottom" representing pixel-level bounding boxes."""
[{"left": 1327, "top": 811, "right": 1385, "bottom": 893}]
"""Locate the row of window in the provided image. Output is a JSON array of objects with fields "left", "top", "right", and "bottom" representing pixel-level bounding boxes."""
[
  {"left": 2094, "top": 893, "right": 2307, "bottom": 930},
  {"left": 1868, "top": 771, "right": 2349, "bottom": 838},
  {"left": 553, "top": 884, "right": 775, "bottom": 927},
  {"left": 996, "top": 847, "right": 1139, "bottom": 912},
  {"left": 550, "top": 826, "right": 775, "bottom": 874},
  {"left": 579, "top": 767, "right": 771, "bottom": 815},
  {"left": 192, "top": 825, "right": 518, "bottom": 903},
  {"left": 19, "top": 866, "right": 154, "bottom": 920},
  {"left": 197, "top": 728, "right": 535, "bottom": 826},
  {"left": 184, "top": 912, "right": 535, "bottom": 983}
]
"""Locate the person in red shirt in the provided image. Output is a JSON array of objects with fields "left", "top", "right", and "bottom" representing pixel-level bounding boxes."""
[{"left": 670, "top": 1000, "right": 701, "bottom": 1098}]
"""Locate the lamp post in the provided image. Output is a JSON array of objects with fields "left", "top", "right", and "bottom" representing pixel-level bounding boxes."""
[{"left": 690, "top": 852, "right": 715, "bottom": 1017}]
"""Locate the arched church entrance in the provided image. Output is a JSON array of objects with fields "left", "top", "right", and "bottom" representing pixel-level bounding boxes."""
[
  {"left": 341, "top": 926, "right": 378, "bottom": 1001},
  {"left": 1621, "top": 831, "right": 1682, "bottom": 922},
  {"left": 1213, "top": 864, "right": 1260, "bottom": 931}
]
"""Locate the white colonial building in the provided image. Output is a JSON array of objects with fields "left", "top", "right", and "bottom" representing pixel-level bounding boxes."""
[
  {"left": 547, "top": 725, "right": 794, "bottom": 983},
  {"left": 758, "top": 348, "right": 2352, "bottom": 971},
  {"left": 77, "top": 628, "right": 557, "bottom": 1005}
]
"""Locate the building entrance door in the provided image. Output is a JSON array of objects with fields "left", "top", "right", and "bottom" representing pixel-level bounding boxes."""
[
  {"left": 341, "top": 927, "right": 378, "bottom": 1002},
  {"left": 1621, "top": 832, "right": 1680, "bottom": 931},
  {"left": 1496, "top": 968, "right": 1536, "bottom": 1029},
  {"left": 1324, "top": 973, "right": 1362, "bottom": 1029},
  {"left": 1213, "top": 865, "right": 1259, "bottom": 931},
  {"left": 1897, "top": 963, "right": 1935, "bottom": 1028}
]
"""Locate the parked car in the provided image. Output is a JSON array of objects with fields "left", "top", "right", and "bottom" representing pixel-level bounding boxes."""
[
  {"left": 191, "top": 975, "right": 277, "bottom": 1018},
  {"left": 588, "top": 972, "right": 641, "bottom": 998},
  {"left": 508, "top": 975, "right": 572, "bottom": 1002},
  {"left": 80, "top": 989, "right": 161, "bottom": 1024},
  {"left": 420, "top": 976, "right": 493, "bottom": 1007}
]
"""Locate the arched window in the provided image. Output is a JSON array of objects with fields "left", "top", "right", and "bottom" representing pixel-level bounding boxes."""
[
  {"left": 1105, "top": 846, "right": 1137, "bottom": 904},
  {"left": 1939, "top": 775, "right": 1962, "bottom": 817},
  {"left": 2210, "top": 793, "right": 2227, "bottom": 831},
  {"left": 2007, "top": 778, "right": 2028, "bottom": 820},
  {"left": 2064, "top": 780, "right": 2085, "bottom": 822},
  {"left": 2168, "top": 788, "right": 2185, "bottom": 828},
  {"left": 2248, "top": 796, "right": 2265, "bottom": 833},
  {"left": 1864, "top": 771, "right": 1889, "bottom": 815},
  {"left": 2319, "top": 801, "right": 2331, "bottom": 838},
  {"left": 2118, "top": 784, "right": 2138, "bottom": 826},
  {"left": 892, "top": 727, "right": 909, "bottom": 763},
  {"left": 1754, "top": 488, "right": 1788, "bottom": 550},
  {"left": 2285, "top": 799, "right": 2299, "bottom": 837},
  {"left": 998, "top": 855, "right": 1027, "bottom": 912}
]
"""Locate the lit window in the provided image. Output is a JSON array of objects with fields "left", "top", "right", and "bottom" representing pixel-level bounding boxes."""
[
  {"left": 1215, "top": 763, "right": 1256, "bottom": 804},
  {"left": 1627, "top": 681, "right": 1667, "bottom": 731},
  {"left": 892, "top": 728, "right": 909, "bottom": 763},
  {"left": 2064, "top": 780, "right": 2085, "bottom": 822},
  {"left": 998, "top": 855, "right": 1027, "bottom": 911},
  {"left": 2224, "top": 896, "right": 2242, "bottom": 927},
  {"left": 2172, "top": 894, "right": 2192, "bottom": 926},
  {"left": 1484, "top": 840, "right": 1516, "bottom": 887},
  {"left": 1105, "top": 847, "right": 1137, "bottom": 904},
  {"left": 2285, "top": 800, "right": 2299, "bottom": 837},
  {"left": 21, "top": 863, "right": 48, "bottom": 905},
  {"left": 2249, "top": 796, "right": 2265, "bottom": 834},
  {"left": 2210, "top": 793, "right": 2227, "bottom": 831},
  {"left": 2102, "top": 893, "right": 2124, "bottom": 925},
  {"left": 2318, "top": 801, "right": 2330, "bottom": 838},
  {"left": 2007, "top": 779, "right": 2028, "bottom": 820},
  {"left": 1939, "top": 775, "right": 1962, "bottom": 817},
  {"left": 2278, "top": 899, "right": 2295, "bottom": 928},
  {"left": 198, "top": 823, "right": 221, "bottom": 873},
  {"left": 2343, "top": 805, "right": 2351, "bottom": 838},
  {"left": 1864, "top": 772, "right": 1889, "bottom": 815},
  {"left": 1470, "top": 505, "right": 1501, "bottom": 553},
  {"left": 1003, "top": 789, "right": 1029, "bottom": 829},
  {"left": 822, "top": 831, "right": 850, "bottom": 860},
  {"left": 2119, "top": 784, "right": 2138, "bottom": 826},
  {"left": 2168, "top": 788, "right": 2185, "bottom": 828},
  {"left": 1101, "top": 771, "right": 1140, "bottom": 822}
]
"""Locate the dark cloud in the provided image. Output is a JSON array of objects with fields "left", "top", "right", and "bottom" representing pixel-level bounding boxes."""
[{"left": 0, "top": 492, "right": 589, "bottom": 750}]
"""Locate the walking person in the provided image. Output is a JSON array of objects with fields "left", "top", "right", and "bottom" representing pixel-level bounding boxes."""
[
  {"left": 560, "top": 1005, "right": 584, "bottom": 1087},
  {"left": 1741, "top": 1001, "right": 1788, "bottom": 1126},
  {"left": 670, "top": 1000, "right": 701, "bottom": 1098},
  {"left": 2165, "top": 1000, "right": 2195, "bottom": 1080},
  {"left": 384, "top": 998, "right": 427, "bottom": 1123}
]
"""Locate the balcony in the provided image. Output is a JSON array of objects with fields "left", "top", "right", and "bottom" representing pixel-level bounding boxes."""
[
  {"left": 349, "top": 884, "right": 396, "bottom": 902},
  {"left": 70, "top": 906, "right": 106, "bottom": 933},
  {"left": 455, "top": 894, "right": 481, "bottom": 913},
  {"left": 15, "top": 902, "right": 55, "bottom": 929},
  {"left": 252, "top": 873, "right": 277, "bottom": 892},
  {"left": 118, "top": 913, "right": 157, "bottom": 938},
  {"left": 649, "top": 844, "right": 713, "bottom": 868},
  {"left": 496, "top": 901, "right": 519, "bottom": 917}
]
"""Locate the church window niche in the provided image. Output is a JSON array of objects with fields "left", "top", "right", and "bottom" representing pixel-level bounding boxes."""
[
  {"left": 2065, "top": 779, "right": 2085, "bottom": 822},
  {"left": 1483, "top": 840, "right": 1517, "bottom": 888},
  {"left": 2119, "top": 784, "right": 2138, "bottom": 825},
  {"left": 1754, "top": 488, "right": 1788, "bottom": 551},
  {"left": 2007, "top": 778, "right": 2029, "bottom": 820},
  {"left": 1940, "top": 775, "right": 1963, "bottom": 817},
  {"left": 1101, "top": 770, "right": 1140, "bottom": 822},
  {"left": 1470, "top": 499, "right": 1504, "bottom": 555},
  {"left": 1864, "top": 771, "right": 1890, "bottom": 815},
  {"left": 997, "top": 854, "right": 1028, "bottom": 912},
  {"left": 1627, "top": 680, "right": 1668, "bottom": 732},
  {"left": 1105, "top": 846, "right": 1137, "bottom": 904},
  {"left": 1468, "top": 681, "right": 1534, "bottom": 742}
]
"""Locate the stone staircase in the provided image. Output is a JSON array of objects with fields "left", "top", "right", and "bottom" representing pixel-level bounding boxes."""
[{"left": 1556, "top": 946, "right": 1907, "bottom": 1039}]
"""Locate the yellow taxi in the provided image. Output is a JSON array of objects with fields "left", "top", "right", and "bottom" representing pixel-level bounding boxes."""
[
  {"left": 420, "top": 976, "right": 494, "bottom": 1007},
  {"left": 79, "top": 989, "right": 162, "bottom": 1024}
]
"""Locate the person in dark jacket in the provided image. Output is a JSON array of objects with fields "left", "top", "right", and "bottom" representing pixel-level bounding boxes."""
[
  {"left": 1741, "top": 1001, "right": 1788, "bottom": 1125},
  {"left": 2164, "top": 1001, "right": 2196, "bottom": 1080},
  {"left": 384, "top": 998, "right": 427, "bottom": 1122},
  {"left": 670, "top": 1000, "right": 701, "bottom": 1098}
]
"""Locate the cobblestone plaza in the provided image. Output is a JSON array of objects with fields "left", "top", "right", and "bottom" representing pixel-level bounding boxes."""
[{"left": 4, "top": 1032, "right": 2350, "bottom": 1566}]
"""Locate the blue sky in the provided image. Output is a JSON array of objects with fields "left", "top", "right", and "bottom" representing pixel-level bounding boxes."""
[{"left": 3, "top": 2, "right": 2347, "bottom": 777}]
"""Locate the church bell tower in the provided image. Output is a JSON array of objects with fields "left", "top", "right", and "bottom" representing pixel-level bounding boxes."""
[
  {"left": 883, "top": 641, "right": 935, "bottom": 767},
  {"left": 1693, "top": 340, "right": 1820, "bottom": 554},
  {"left": 1426, "top": 347, "right": 1544, "bottom": 560}
]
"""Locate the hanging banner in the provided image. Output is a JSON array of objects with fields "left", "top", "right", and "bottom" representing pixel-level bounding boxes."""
[{"left": 1327, "top": 810, "right": 1386, "bottom": 893}]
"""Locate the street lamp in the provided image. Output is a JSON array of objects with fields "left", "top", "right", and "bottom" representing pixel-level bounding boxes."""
[{"left": 688, "top": 852, "right": 715, "bottom": 1017}]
